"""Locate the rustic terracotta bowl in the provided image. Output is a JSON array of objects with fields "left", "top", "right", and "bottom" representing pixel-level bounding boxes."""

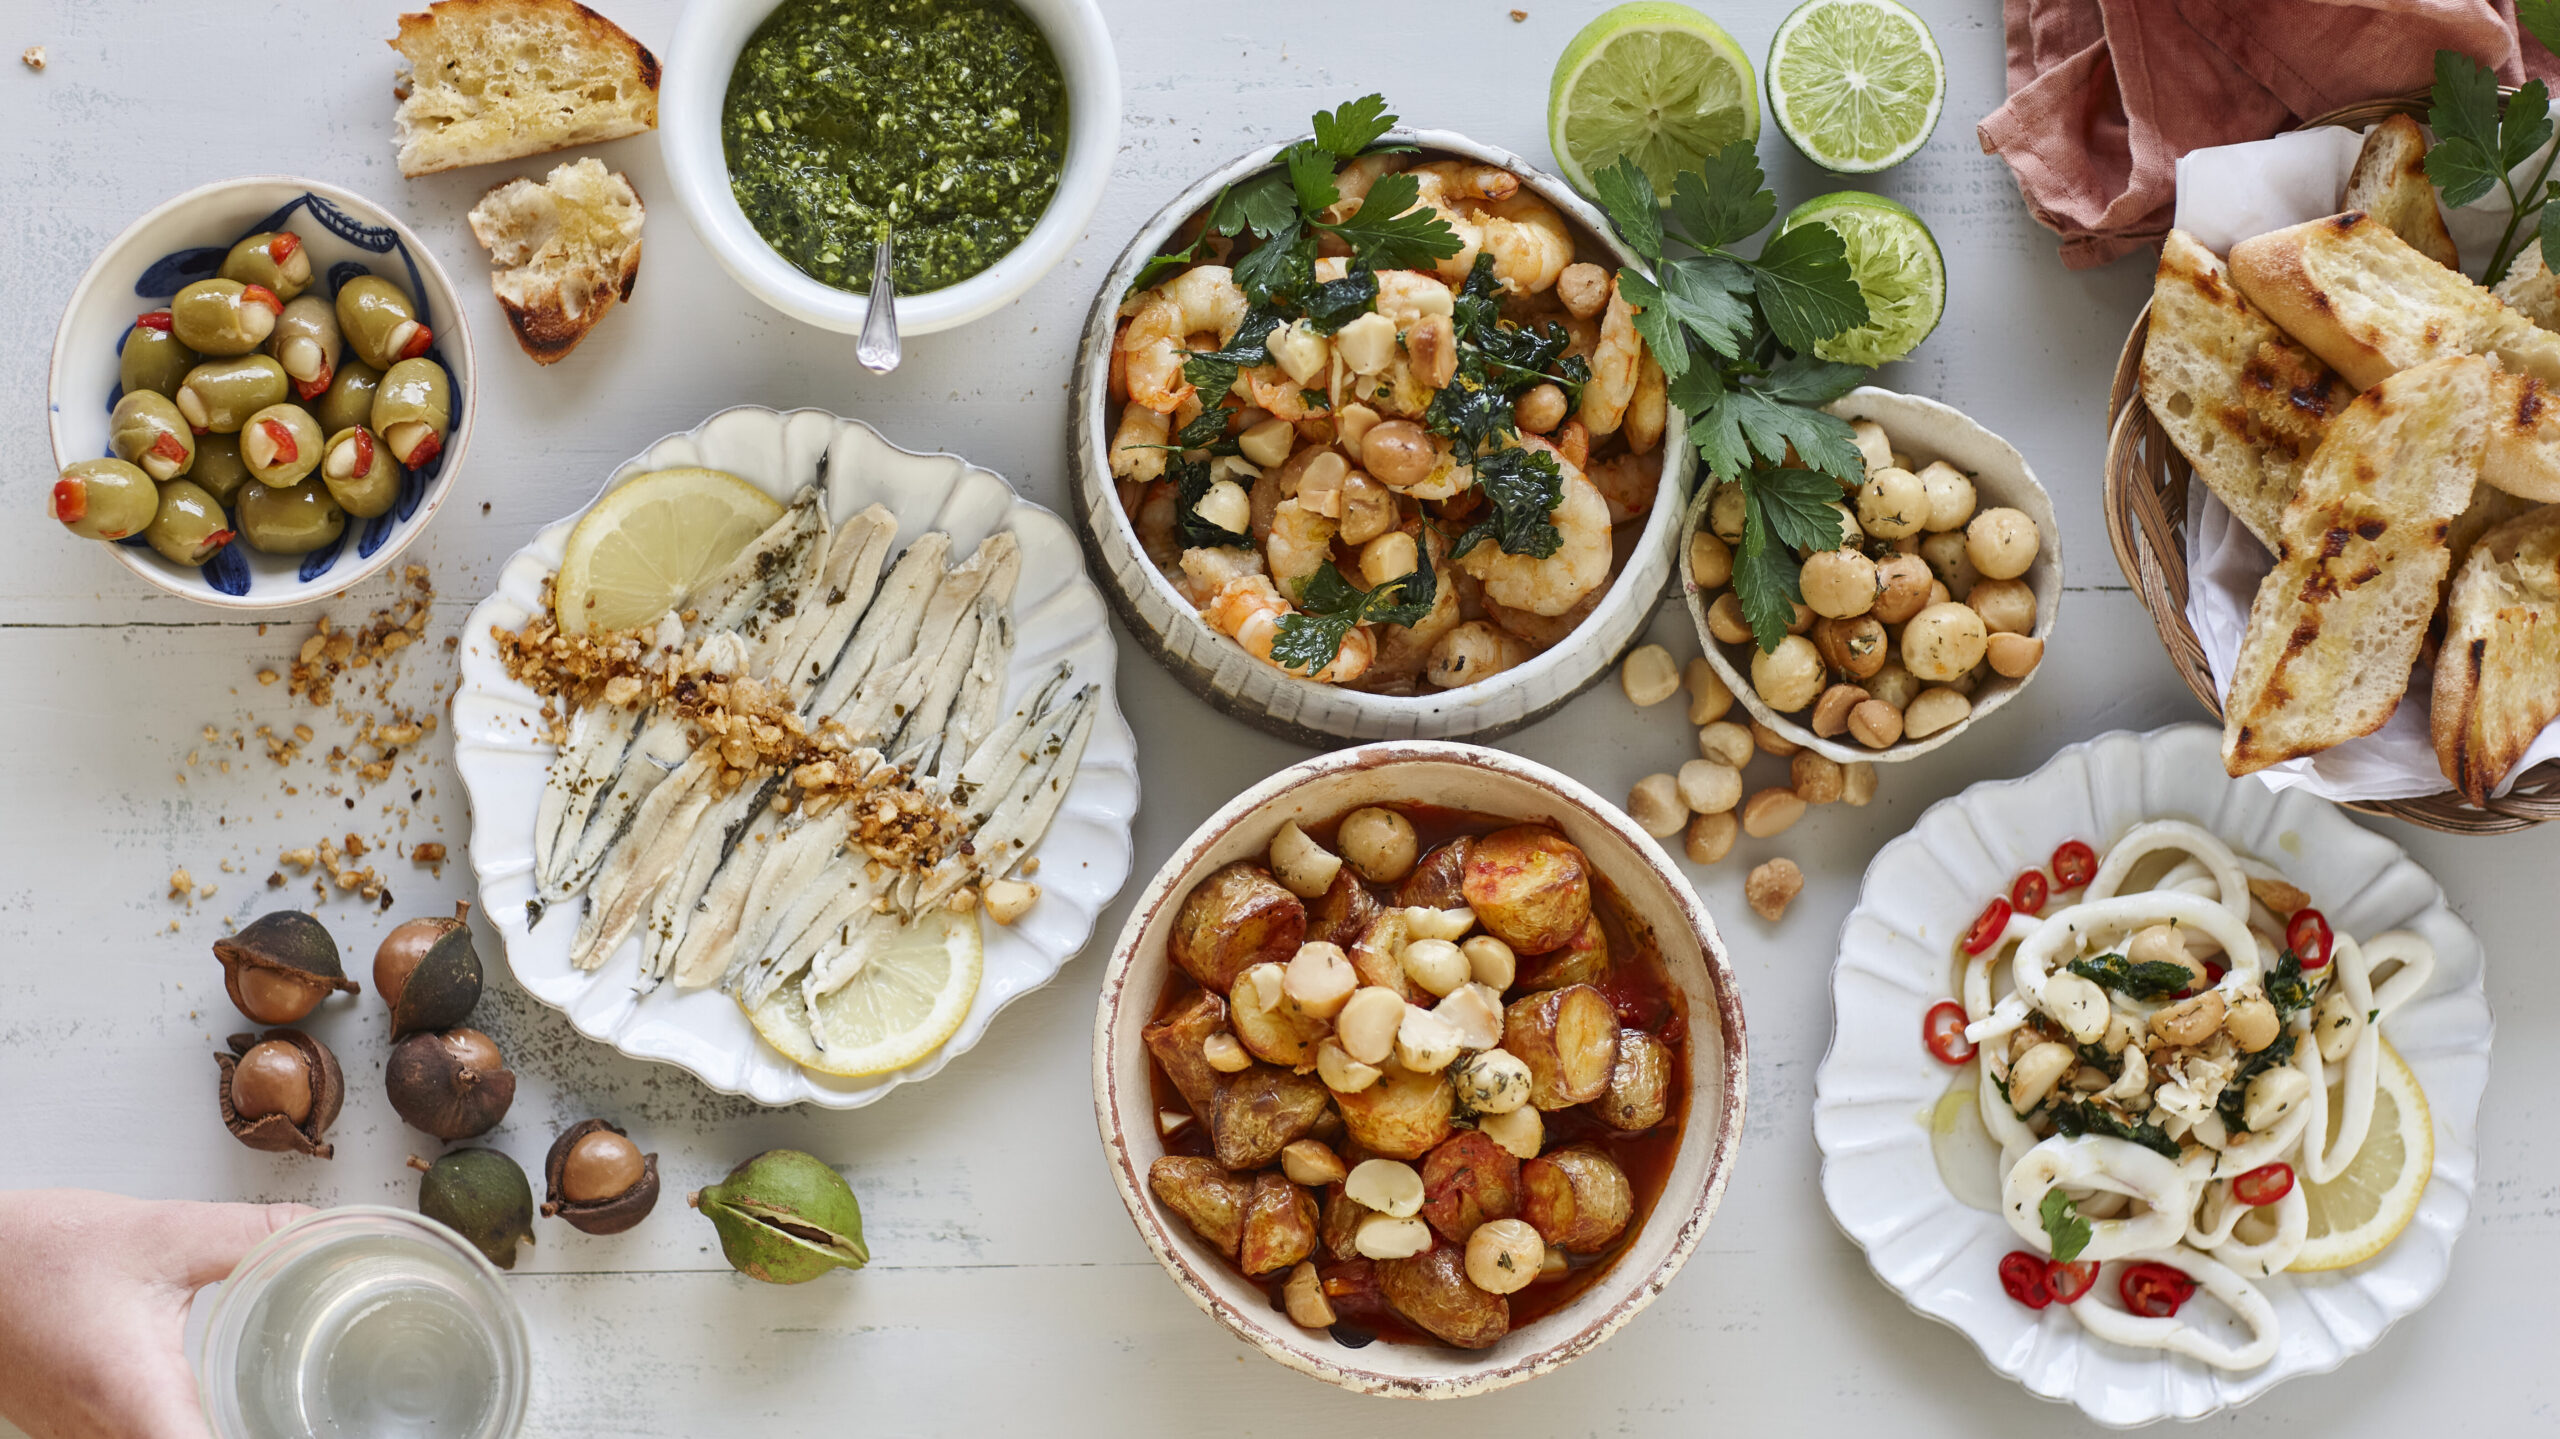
[
  {"left": 1090, "top": 741, "right": 1747, "bottom": 1397},
  {"left": 1685, "top": 386, "right": 2061, "bottom": 764},
  {"left": 1068, "top": 130, "right": 1695, "bottom": 746}
]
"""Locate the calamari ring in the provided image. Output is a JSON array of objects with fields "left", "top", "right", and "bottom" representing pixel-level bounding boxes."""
[
  {"left": 2084, "top": 819, "right": 2253, "bottom": 922},
  {"left": 2008, "top": 891, "right": 2263, "bottom": 1015},
  {"left": 2190, "top": 1179, "right": 2309, "bottom": 1278},
  {"left": 2002, "top": 1135, "right": 2194, "bottom": 1261},
  {"left": 2066, "top": 1245, "right": 2280, "bottom": 1371}
]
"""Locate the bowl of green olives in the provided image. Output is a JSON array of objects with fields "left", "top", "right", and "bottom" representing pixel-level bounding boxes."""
[{"left": 47, "top": 175, "right": 474, "bottom": 607}]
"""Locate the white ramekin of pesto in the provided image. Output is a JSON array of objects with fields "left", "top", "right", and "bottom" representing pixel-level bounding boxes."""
[{"left": 661, "top": 0, "right": 1119, "bottom": 336}]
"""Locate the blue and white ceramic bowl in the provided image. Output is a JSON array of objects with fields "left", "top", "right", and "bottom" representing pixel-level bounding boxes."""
[{"left": 47, "top": 176, "right": 474, "bottom": 608}]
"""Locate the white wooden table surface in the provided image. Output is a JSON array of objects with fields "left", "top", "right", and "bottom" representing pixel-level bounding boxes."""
[{"left": 5, "top": 2, "right": 2557, "bottom": 1433}]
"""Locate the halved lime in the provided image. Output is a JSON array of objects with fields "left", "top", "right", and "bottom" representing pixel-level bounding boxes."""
[
  {"left": 1549, "top": 2, "right": 1759, "bottom": 200},
  {"left": 1781, "top": 191, "right": 1943, "bottom": 365},
  {"left": 1766, "top": 0, "right": 1945, "bottom": 174}
]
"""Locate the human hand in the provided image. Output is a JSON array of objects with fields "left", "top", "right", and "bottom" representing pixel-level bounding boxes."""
[{"left": 0, "top": 1190, "right": 309, "bottom": 1439}]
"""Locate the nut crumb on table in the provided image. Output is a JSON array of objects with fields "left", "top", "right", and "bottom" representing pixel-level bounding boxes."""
[{"left": 21, "top": 45, "right": 43, "bottom": 70}]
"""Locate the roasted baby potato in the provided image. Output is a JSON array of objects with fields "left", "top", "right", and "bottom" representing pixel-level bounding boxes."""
[
  {"left": 1462, "top": 826, "right": 1592, "bottom": 955},
  {"left": 1593, "top": 1028, "right": 1675, "bottom": 1132},
  {"left": 1320, "top": 1183, "right": 1370, "bottom": 1261},
  {"left": 1378, "top": 1246, "right": 1508, "bottom": 1349},
  {"left": 1504, "top": 984, "right": 1620, "bottom": 1109},
  {"left": 1150, "top": 1156, "right": 1250, "bottom": 1259},
  {"left": 1172, "top": 863, "right": 1305, "bottom": 992},
  {"left": 1394, "top": 837, "right": 1475, "bottom": 910},
  {"left": 1305, "top": 868, "right": 1383, "bottom": 950},
  {"left": 1240, "top": 1172, "right": 1321, "bottom": 1276},
  {"left": 1209, "top": 1066, "right": 1332, "bottom": 1170},
  {"left": 1143, "top": 989, "right": 1230, "bottom": 1114},
  {"left": 1348, "top": 911, "right": 1419, "bottom": 1001},
  {"left": 1518, "top": 910, "right": 1610, "bottom": 990},
  {"left": 1229, "top": 964, "right": 1329, "bottom": 1066},
  {"left": 1332, "top": 1062, "right": 1456, "bottom": 1160},
  {"left": 1520, "top": 1145, "right": 1634, "bottom": 1253},
  {"left": 1418, "top": 1129, "right": 1523, "bottom": 1244}
]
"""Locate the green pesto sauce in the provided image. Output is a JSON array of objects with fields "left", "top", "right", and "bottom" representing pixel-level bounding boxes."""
[{"left": 722, "top": 0, "right": 1067, "bottom": 295}]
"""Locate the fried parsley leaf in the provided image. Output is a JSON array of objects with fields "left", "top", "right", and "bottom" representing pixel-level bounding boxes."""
[
  {"left": 1451, "top": 446, "right": 1565, "bottom": 560},
  {"left": 1181, "top": 353, "right": 1240, "bottom": 406},
  {"left": 1170, "top": 455, "right": 1249, "bottom": 549},
  {"left": 2267, "top": 948, "right": 2314, "bottom": 1018},
  {"left": 2050, "top": 1100, "right": 2181, "bottom": 1158},
  {"left": 1303, "top": 267, "right": 1379, "bottom": 333},
  {"left": 1424, "top": 374, "right": 1511, "bottom": 463},
  {"left": 1269, "top": 545, "right": 1435, "bottom": 673},
  {"left": 1232, "top": 219, "right": 1315, "bottom": 305},
  {"left": 2068, "top": 951, "right": 2199, "bottom": 1001}
]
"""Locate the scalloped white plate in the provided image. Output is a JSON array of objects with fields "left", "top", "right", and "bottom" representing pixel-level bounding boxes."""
[
  {"left": 1812, "top": 724, "right": 2491, "bottom": 1427},
  {"left": 452, "top": 407, "right": 1140, "bottom": 1108}
]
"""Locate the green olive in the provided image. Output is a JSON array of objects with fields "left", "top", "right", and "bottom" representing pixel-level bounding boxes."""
[
  {"left": 145, "top": 480, "right": 235, "bottom": 566},
  {"left": 266, "top": 294, "right": 341, "bottom": 393},
  {"left": 371, "top": 359, "right": 453, "bottom": 468},
  {"left": 109, "top": 390, "right": 197, "bottom": 482},
  {"left": 176, "top": 354, "right": 289, "bottom": 434},
  {"left": 235, "top": 480, "right": 345, "bottom": 556},
  {"left": 190, "top": 432, "right": 253, "bottom": 506},
  {"left": 241, "top": 404, "right": 324, "bottom": 487},
  {"left": 319, "top": 428, "right": 401, "bottom": 518},
  {"left": 51, "top": 458, "right": 160, "bottom": 541},
  {"left": 313, "top": 360, "right": 383, "bottom": 438},
  {"left": 171, "top": 278, "right": 279, "bottom": 357},
  {"left": 336, "top": 275, "right": 430, "bottom": 370},
  {"left": 219, "top": 231, "right": 313, "bottom": 303},
  {"left": 118, "top": 318, "right": 198, "bottom": 400}
]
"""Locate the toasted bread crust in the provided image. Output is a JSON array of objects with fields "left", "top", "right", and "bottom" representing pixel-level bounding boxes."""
[
  {"left": 389, "top": 0, "right": 660, "bottom": 177},
  {"left": 2432, "top": 503, "right": 2560, "bottom": 801},
  {"left": 2342, "top": 115, "right": 2459, "bottom": 271},
  {"left": 2228, "top": 212, "right": 2560, "bottom": 391},
  {"left": 2222, "top": 354, "right": 2493, "bottom": 775}
]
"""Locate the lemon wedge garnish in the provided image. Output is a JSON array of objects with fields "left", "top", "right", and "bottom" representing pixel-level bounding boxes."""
[
  {"left": 2290, "top": 1036, "right": 2433, "bottom": 1272},
  {"left": 745, "top": 907, "right": 984, "bottom": 1078},
  {"left": 552, "top": 467, "right": 783, "bottom": 634}
]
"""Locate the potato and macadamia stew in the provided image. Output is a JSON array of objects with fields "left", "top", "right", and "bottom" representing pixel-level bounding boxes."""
[
  {"left": 1106, "top": 99, "right": 1666, "bottom": 696},
  {"left": 1144, "top": 804, "right": 1687, "bottom": 1351},
  {"left": 1692, "top": 416, "right": 2044, "bottom": 750}
]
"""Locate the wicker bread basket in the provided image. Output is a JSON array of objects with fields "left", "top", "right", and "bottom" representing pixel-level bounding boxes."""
[{"left": 2103, "top": 93, "right": 2560, "bottom": 835}]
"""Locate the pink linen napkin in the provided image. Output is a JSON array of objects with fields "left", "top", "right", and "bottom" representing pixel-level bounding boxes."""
[{"left": 1979, "top": 0, "right": 2560, "bottom": 268}]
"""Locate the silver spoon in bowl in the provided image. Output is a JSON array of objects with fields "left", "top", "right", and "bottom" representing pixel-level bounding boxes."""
[{"left": 857, "top": 232, "right": 901, "bottom": 374}]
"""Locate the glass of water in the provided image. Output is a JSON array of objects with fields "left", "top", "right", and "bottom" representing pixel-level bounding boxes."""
[{"left": 196, "top": 1206, "right": 529, "bottom": 1439}]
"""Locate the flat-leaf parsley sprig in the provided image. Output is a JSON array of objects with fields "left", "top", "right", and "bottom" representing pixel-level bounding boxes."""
[
  {"left": 2424, "top": 48, "right": 2556, "bottom": 287},
  {"left": 1587, "top": 144, "right": 1875, "bottom": 651}
]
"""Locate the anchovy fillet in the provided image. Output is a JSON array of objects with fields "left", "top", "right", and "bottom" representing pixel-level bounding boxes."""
[{"left": 569, "top": 748, "right": 722, "bottom": 971}]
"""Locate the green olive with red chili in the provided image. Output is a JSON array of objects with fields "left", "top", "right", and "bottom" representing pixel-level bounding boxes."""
[
  {"left": 175, "top": 354, "right": 289, "bottom": 435},
  {"left": 320, "top": 427, "right": 401, "bottom": 518},
  {"left": 266, "top": 294, "right": 341, "bottom": 397},
  {"left": 240, "top": 404, "right": 323, "bottom": 487},
  {"left": 118, "top": 315, "right": 197, "bottom": 400},
  {"left": 335, "top": 275, "right": 432, "bottom": 370},
  {"left": 235, "top": 480, "right": 345, "bottom": 555},
  {"left": 370, "top": 359, "right": 452, "bottom": 468},
  {"left": 145, "top": 480, "right": 235, "bottom": 566},
  {"left": 50, "top": 458, "right": 161, "bottom": 541},
  {"left": 219, "top": 231, "right": 313, "bottom": 303},
  {"left": 312, "top": 360, "right": 383, "bottom": 438},
  {"left": 109, "top": 390, "right": 196, "bottom": 482},
  {"left": 171, "top": 278, "right": 281, "bottom": 356},
  {"left": 189, "top": 432, "right": 253, "bottom": 506}
]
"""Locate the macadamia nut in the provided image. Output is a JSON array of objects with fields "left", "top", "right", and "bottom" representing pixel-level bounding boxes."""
[
  {"left": 1811, "top": 683, "right": 1868, "bottom": 738},
  {"left": 1847, "top": 699, "right": 1904, "bottom": 749},
  {"left": 1918, "top": 530, "right": 1978, "bottom": 598},
  {"left": 1751, "top": 635, "right": 1825, "bottom": 712},
  {"left": 1746, "top": 858, "right": 1803, "bottom": 920},
  {"left": 1965, "top": 507, "right": 2040, "bottom": 580},
  {"left": 1684, "top": 810, "right": 1736, "bottom": 864},
  {"left": 1791, "top": 751, "right": 1845, "bottom": 805},
  {"left": 1986, "top": 631, "right": 2044, "bottom": 678},
  {"left": 1339, "top": 807, "right": 1418, "bottom": 883},
  {"left": 1742, "top": 787, "right": 1806, "bottom": 837},
  {"left": 1917, "top": 461, "right": 1976, "bottom": 532},
  {"left": 1842, "top": 761, "right": 1878, "bottom": 806},
  {"left": 1708, "top": 482, "right": 1746, "bottom": 543},
  {"left": 1698, "top": 720, "right": 1754, "bottom": 768},
  {"left": 1689, "top": 529, "right": 1733, "bottom": 589},
  {"left": 1706, "top": 591, "right": 1753, "bottom": 645},
  {"left": 1902, "top": 686, "right": 1973, "bottom": 739},
  {"left": 1628, "top": 772, "right": 1686, "bottom": 837},
  {"left": 1966, "top": 576, "right": 2036, "bottom": 635},
  {"left": 1871, "top": 553, "right": 1933, "bottom": 624},
  {"left": 1901, "top": 602, "right": 1988, "bottom": 683},
  {"left": 1857, "top": 466, "right": 1927, "bottom": 539},
  {"left": 1800, "top": 548, "right": 1879, "bottom": 619},
  {"left": 1685, "top": 657, "right": 1733, "bottom": 724},
  {"left": 1676, "top": 758, "right": 1742, "bottom": 814},
  {"left": 1752, "top": 720, "right": 1802, "bottom": 757},
  {"left": 1621, "top": 644, "right": 1680, "bottom": 706}
]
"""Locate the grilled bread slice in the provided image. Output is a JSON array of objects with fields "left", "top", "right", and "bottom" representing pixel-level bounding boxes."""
[
  {"left": 2493, "top": 244, "right": 2560, "bottom": 332},
  {"left": 2341, "top": 115, "right": 2459, "bottom": 271},
  {"left": 2140, "top": 230, "right": 2354, "bottom": 547},
  {"left": 2227, "top": 212, "right": 2560, "bottom": 390},
  {"left": 389, "top": 0, "right": 659, "bottom": 178},
  {"left": 2222, "top": 354, "right": 2493, "bottom": 776},
  {"left": 2432, "top": 503, "right": 2560, "bottom": 801},
  {"left": 467, "top": 157, "right": 643, "bottom": 364}
]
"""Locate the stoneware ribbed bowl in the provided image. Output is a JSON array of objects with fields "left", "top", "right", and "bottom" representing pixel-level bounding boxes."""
[
  {"left": 1068, "top": 130, "right": 1695, "bottom": 746},
  {"left": 1686, "top": 386, "right": 2060, "bottom": 764},
  {"left": 1091, "top": 741, "right": 1747, "bottom": 1397},
  {"left": 47, "top": 174, "right": 472, "bottom": 608}
]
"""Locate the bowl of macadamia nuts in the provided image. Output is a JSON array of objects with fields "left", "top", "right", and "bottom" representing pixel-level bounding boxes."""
[{"left": 1682, "top": 387, "right": 2059, "bottom": 765}]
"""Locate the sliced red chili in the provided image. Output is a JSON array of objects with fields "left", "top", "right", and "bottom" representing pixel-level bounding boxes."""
[
  {"left": 292, "top": 366, "right": 332, "bottom": 401},
  {"left": 2010, "top": 870, "right": 2050, "bottom": 916},
  {"left": 50, "top": 478, "right": 86, "bottom": 523},
  {"left": 2231, "top": 1162, "right": 2295, "bottom": 1207},
  {"left": 134, "top": 309, "right": 173, "bottom": 332},
  {"left": 2051, "top": 840, "right": 2097, "bottom": 889},
  {"left": 149, "top": 431, "right": 189, "bottom": 463},
  {"left": 345, "top": 427, "right": 375, "bottom": 474},
  {"left": 259, "top": 417, "right": 298, "bottom": 466},
  {"left": 1998, "top": 1251, "right": 2053, "bottom": 1310},
  {"left": 399, "top": 322, "right": 436, "bottom": 360},
  {"left": 402, "top": 429, "right": 443, "bottom": 468},
  {"left": 2044, "top": 1259, "right": 2100, "bottom": 1305},
  {"left": 1963, "top": 897, "right": 2013, "bottom": 956},
  {"left": 241, "top": 283, "right": 283, "bottom": 315},
  {"left": 2119, "top": 1261, "right": 2197, "bottom": 1319},
  {"left": 269, "top": 231, "right": 301, "bottom": 262},
  {"left": 2286, "top": 908, "right": 2333, "bottom": 970},
  {"left": 1923, "top": 1000, "right": 1975, "bottom": 1065}
]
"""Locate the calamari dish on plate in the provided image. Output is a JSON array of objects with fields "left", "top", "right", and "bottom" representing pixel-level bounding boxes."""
[
  {"left": 1104, "top": 96, "right": 1669, "bottom": 695},
  {"left": 494, "top": 461, "right": 1095, "bottom": 1078}
]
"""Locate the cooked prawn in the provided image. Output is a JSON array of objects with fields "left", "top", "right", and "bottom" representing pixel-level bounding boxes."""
[
  {"left": 1123, "top": 265, "right": 1250, "bottom": 413},
  {"left": 1624, "top": 350, "right": 1667, "bottom": 455},
  {"left": 1265, "top": 498, "right": 1338, "bottom": 599},
  {"left": 1474, "top": 191, "right": 1573, "bottom": 296},
  {"left": 1456, "top": 443, "right": 1611, "bottom": 616},
  {"left": 1375, "top": 269, "right": 1456, "bottom": 328},
  {"left": 1248, "top": 364, "right": 1326, "bottom": 421},
  {"left": 1324, "top": 154, "right": 1414, "bottom": 221},
  {"left": 1406, "top": 161, "right": 1517, "bottom": 286},
  {"left": 1484, "top": 587, "right": 1599, "bottom": 647},
  {"left": 1425, "top": 619, "right": 1533, "bottom": 689},
  {"left": 1579, "top": 278, "right": 1642, "bottom": 436},
  {"left": 1205, "top": 575, "right": 1374, "bottom": 683},
  {"left": 1136, "top": 482, "right": 1182, "bottom": 571},
  {"left": 1177, "top": 543, "right": 1266, "bottom": 609},
  {"left": 1586, "top": 450, "right": 1660, "bottom": 525},
  {"left": 1110, "top": 403, "right": 1169, "bottom": 484}
]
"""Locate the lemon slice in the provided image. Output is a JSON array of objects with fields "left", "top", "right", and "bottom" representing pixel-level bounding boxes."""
[
  {"left": 2291, "top": 1037, "right": 2433, "bottom": 1272},
  {"left": 552, "top": 468, "right": 784, "bottom": 635},
  {"left": 746, "top": 907, "right": 984, "bottom": 1078},
  {"left": 1549, "top": 2, "right": 1759, "bottom": 200},
  {"left": 1766, "top": 0, "right": 1945, "bottom": 174}
]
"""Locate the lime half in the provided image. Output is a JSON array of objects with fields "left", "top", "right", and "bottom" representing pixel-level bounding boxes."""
[
  {"left": 1781, "top": 191, "right": 1943, "bottom": 365},
  {"left": 1549, "top": 2, "right": 1759, "bottom": 199},
  {"left": 1766, "top": 0, "right": 1945, "bottom": 174}
]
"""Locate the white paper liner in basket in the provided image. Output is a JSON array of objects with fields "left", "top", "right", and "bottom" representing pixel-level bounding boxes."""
[{"left": 2170, "top": 113, "right": 2560, "bottom": 801}]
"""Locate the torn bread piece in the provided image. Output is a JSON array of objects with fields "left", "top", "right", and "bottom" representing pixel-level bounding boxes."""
[
  {"left": 468, "top": 157, "right": 643, "bottom": 364},
  {"left": 2433, "top": 503, "right": 2560, "bottom": 802},
  {"left": 2494, "top": 243, "right": 2560, "bottom": 334},
  {"left": 2228, "top": 212, "right": 2560, "bottom": 390},
  {"left": 2222, "top": 354, "right": 2493, "bottom": 776},
  {"left": 2141, "top": 230, "right": 2354, "bottom": 547},
  {"left": 389, "top": 0, "right": 658, "bottom": 178},
  {"left": 2341, "top": 114, "right": 2458, "bottom": 271}
]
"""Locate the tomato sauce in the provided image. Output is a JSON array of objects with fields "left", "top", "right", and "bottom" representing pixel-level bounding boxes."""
[{"left": 1142, "top": 803, "right": 1691, "bottom": 1350}]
